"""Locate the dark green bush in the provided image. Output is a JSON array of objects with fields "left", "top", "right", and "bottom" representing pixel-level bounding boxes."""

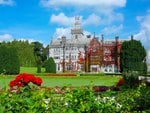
[
  {"left": 45, "top": 57, "right": 56, "bottom": 73},
  {"left": 0, "top": 45, "right": 20, "bottom": 75},
  {"left": 120, "top": 38, "right": 147, "bottom": 75},
  {"left": 122, "top": 71, "right": 140, "bottom": 88}
]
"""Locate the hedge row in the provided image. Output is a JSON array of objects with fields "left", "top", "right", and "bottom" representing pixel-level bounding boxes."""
[{"left": 0, "top": 45, "right": 20, "bottom": 75}]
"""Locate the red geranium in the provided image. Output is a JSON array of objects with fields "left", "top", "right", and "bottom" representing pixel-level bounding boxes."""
[
  {"left": 33, "top": 77, "right": 42, "bottom": 86},
  {"left": 9, "top": 80, "right": 17, "bottom": 87},
  {"left": 9, "top": 73, "right": 43, "bottom": 89}
]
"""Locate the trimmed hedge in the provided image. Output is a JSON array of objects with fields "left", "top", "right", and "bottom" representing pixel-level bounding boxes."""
[
  {"left": 0, "top": 45, "right": 20, "bottom": 75},
  {"left": 45, "top": 57, "right": 56, "bottom": 73}
]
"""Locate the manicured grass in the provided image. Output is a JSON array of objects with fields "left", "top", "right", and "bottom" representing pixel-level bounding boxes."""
[
  {"left": 20, "top": 67, "right": 45, "bottom": 74},
  {"left": 0, "top": 67, "right": 121, "bottom": 88},
  {"left": 42, "top": 75, "right": 120, "bottom": 87},
  {"left": 0, "top": 75, "right": 120, "bottom": 89}
]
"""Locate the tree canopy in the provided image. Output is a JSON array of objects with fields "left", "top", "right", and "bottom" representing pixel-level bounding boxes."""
[
  {"left": 0, "top": 40, "right": 48, "bottom": 67},
  {"left": 120, "top": 37, "right": 147, "bottom": 74}
]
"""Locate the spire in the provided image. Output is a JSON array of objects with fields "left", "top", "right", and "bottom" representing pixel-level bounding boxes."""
[
  {"left": 71, "top": 16, "right": 83, "bottom": 35},
  {"left": 74, "top": 16, "right": 81, "bottom": 29}
]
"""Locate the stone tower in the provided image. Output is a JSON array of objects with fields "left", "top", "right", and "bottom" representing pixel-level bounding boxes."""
[{"left": 71, "top": 17, "right": 83, "bottom": 40}]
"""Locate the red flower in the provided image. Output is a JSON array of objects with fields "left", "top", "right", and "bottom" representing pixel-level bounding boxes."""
[
  {"left": 9, "top": 73, "right": 43, "bottom": 89},
  {"left": 116, "top": 78, "right": 124, "bottom": 87},
  {"left": 16, "top": 81, "right": 23, "bottom": 87},
  {"left": 15, "top": 74, "right": 23, "bottom": 82},
  {"left": 23, "top": 74, "right": 34, "bottom": 84},
  {"left": 9, "top": 80, "right": 17, "bottom": 87},
  {"left": 33, "top": 77, "right": 42, "bottom": 86}
]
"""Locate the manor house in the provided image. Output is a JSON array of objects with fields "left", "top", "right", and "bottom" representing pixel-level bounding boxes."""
[{"left": 49, "top": 17, "right": 122, "bottom": 73}]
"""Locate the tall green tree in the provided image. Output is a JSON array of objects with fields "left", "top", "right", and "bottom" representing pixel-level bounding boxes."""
[
  {"left": 12, "top": 40, "right": 36, "bottom": 67},
  {"left": 32, "top": 41, "right": 47, "bottom": 73},
  {"left": 0, "top": 45, "right": 20, "bottom": 75},
  {"left": 120, "top": 36, "right": 147, "bottom": 74},
  {"left": 0, "top": 40, "right": 36, "bottom": 67}
]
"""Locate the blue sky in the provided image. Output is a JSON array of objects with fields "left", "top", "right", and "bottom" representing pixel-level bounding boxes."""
[{"left": 0, "top": 0, "right": 150, "bottom": 62}]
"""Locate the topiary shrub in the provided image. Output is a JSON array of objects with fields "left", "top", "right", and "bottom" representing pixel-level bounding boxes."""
[
  {"left": 45, "top": 57, "right": 56, "bottom": 73},
  {"left": 0, "top": 45, "right": 20, "bottom": 75}
]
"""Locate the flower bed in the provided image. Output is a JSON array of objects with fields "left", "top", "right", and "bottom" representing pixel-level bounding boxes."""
[
  {"left": 9, "top": 73, "right": 42, "bottom": 91},
  {"left": 1, "top": 73, "right": 150, "bottom": 112}
]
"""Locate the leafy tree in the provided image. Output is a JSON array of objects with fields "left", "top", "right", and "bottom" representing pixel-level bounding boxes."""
[
  {"left": 12, "top": 40, "right": 36, "bottom": 67},
  {"left": 120, "top": 36, "right": 147, "bottom": 75},
  {"left": 120, "top": 37, "right": 147, "bottom": 88},
  {"left": 0, "top": 45, "right": 20, "bottom": 75},
  {"left": 32, "top": 42, "right": 43, "bottom": 73},
  {"left": 45, "top": 57, "right": 56, "bottom": 73},
  {"left": 1, "top": 40, "right": 36, "bottom": 67}
]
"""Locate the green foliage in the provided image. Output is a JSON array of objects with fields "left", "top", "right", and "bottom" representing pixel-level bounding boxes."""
[
  {"left": 116, "top": 83, "right": 150, "bottom": 112},
  {"left": 45, "top": 57, "right": 56, "bottom": 73},
  {"left": 122, "top": 71, "right": 140, "bottom": 88},
  {"left": 0, "top": 45, "right": 20, "bottom": 75},
  {"left": 0, "top": 86, "right": 122, "bottom": 113},
  {"left": 133, "top": 83, "right": 150, "bottom": 111},
  {"left": 37, "top": 64, "right": 41, "bottom": 73},
  {"left": 1, "top": 80, "right": 150, "bottom": 112},
  {"left": 0, "top": 75, "right": 119, "bottom": 89},
  {"left": 32, "top": 42, "right": 48, "bottom": 73},
  {"left": 120, "top": 38, "right": 147, "bottom": 75},
  {"left": 20, "top": 67, "right": 45, "bottom": 74},
  {"left": 0, "top": 40, "right": 36, "bottom": 67}
]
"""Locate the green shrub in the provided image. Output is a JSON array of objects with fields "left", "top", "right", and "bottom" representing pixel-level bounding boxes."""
[
  {"left": 45, "top": 57, "right": 56, "bottom": 73},
  {"left": 1, "top": 84, "right": 150, "bottom": 112},
  {"left": 0, "top": 45, "right": 20, "bottom": 75},
  {"left": 122, "top": 71, "right": 140, "bottom": 88},
  {"left": 120, "top": 38, "right": 147, "bottom": 75},
  {"left": 133, "top": 83, "right": 150, "bottom": 111}
]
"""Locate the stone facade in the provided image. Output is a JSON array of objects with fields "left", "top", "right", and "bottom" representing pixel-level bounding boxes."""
[{"left": 49, "top": 17, "right": 122, "bottom": 73}]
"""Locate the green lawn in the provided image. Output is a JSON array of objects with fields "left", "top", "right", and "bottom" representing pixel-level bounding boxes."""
[
  {"left": 0, "top": 67, "right": 121, "bottom": 88},
  {"left": 20, "top": 67, "right": 45, "bottom": 74},
  {"left": 0, "top": 75, "right": 120, "bottom": 89}
]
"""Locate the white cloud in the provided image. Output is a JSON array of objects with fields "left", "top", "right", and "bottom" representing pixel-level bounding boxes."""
[
  {"left": 46, "top": 0, "right": 125, "bottom": 26},
  {"left": 135, "top": 13, "right": 150, "bottom": 49},
  {"left": 0, "top": 0, "right": 14, "bottom": 6},
  {"left": 135, "top": 13, "right": 150, "bottom": 63},
  {"left": 0, "top": 34, "right": 13, "bottom": 42},
  {"left": 50, "top": 13, "right": 74, "bottom": 27},
  {"left": 101, "top": 24, "right": 123, "bottom": 35},
  {"left": 41, "top": 0, "right": 126, "bottom": 8},
  {"left": 83, "top": 14, "right": 101, "bottom": 26},
  {"left": 53, "top": 27, "right": 71, "bottom": 39},
  {"left": 51, "top": 13, "right": 102, "bottom": 27},
  {"left": 50, "top": 13, "right": 123, "bottom": 27}
]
